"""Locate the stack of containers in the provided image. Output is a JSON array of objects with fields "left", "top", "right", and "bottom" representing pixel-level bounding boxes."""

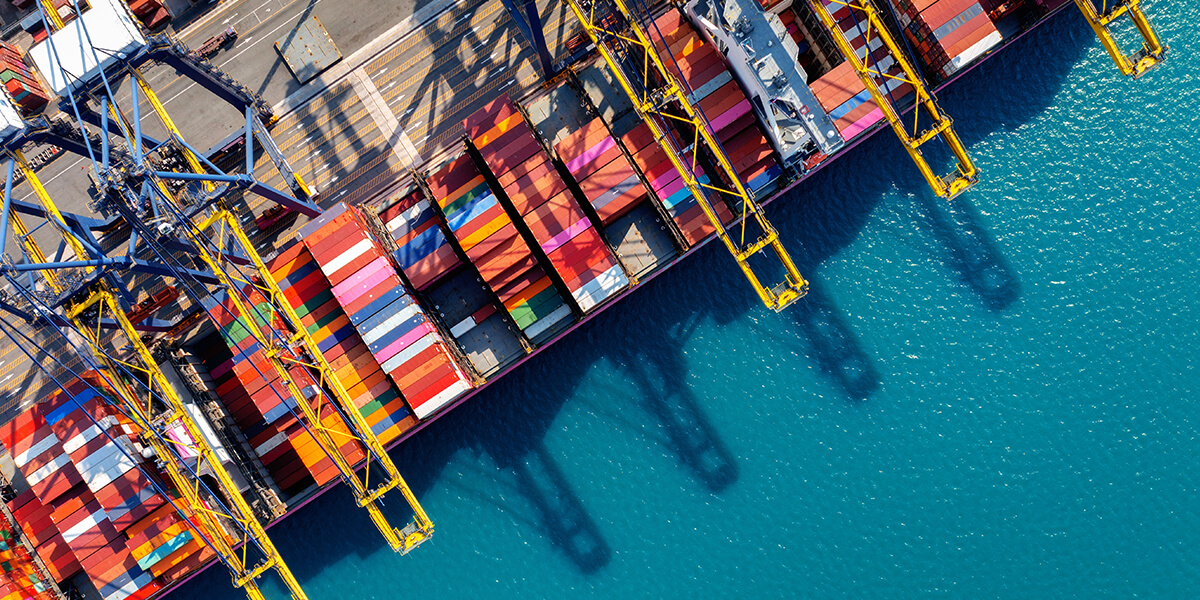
[
  {"left": 807, "top": 1, "right": 914, "bottom": 139},
  {"left": 204, "top": 287, "right": 367, "bottom": 488},
  {"left": 467, "top": 98, "right": 630, "bottom": 313},
  {"left": 265, "top": 240, "right": 418, "bottom": 443},
  {"left": 654, "top": 10, "right": 783, "bottom": 197},
  {"left": 0, "top": 523, "right": 55, "bottom": 600},
  {"left": 4, "top": 492, "right": 74, "bottom": 584},
  {"left": 0, "top": 43, "right": 48, "bottom": 115},
  {"left": 619, "top": 120, "right": 734, "bottom": 246},
  {"left": 299, "top": 203, "right": 474, "bottom": 420},
  {"left": 0, "top": 376, "right": 215, "bottom": 600},
  {"left": 207, "top": 356, "right": 313, "bottom": 495},
  {"left": 378, "top": 188, "right": 461, "bottom": 291},
  {"left": 887, "top": 0, "right": 1002, "bottom": 79},
  {"left": 554, "top": 118, "right": 647, "bottom": 225},
  {"left": 427, "top": 152, "right": 574, "bottom": 341}
]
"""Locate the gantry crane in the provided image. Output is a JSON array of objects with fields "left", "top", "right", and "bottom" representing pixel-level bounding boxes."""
[
  {"left": 0, "top": 0, "right": 432, "bottom": 596},
  {"left": 563, "top": 0, "right": 809, "bottom": 310},
  {"left": 1073, "top": 0, "right": 1166, "bottom": 78},
  {"left": 808, "top": 0, "right": 978, "bottom": 200},
  {"left": 24, "top": 0, "right": 433, "bottom": 555}
]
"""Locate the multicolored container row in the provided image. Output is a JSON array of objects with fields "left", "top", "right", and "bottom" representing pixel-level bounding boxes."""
[
  {"left": 467, "top": 97, "right": 630, "bottom": 314},
  {"left": 298, "top": 203, "right": 475, "bottom": 420},
  {"left": 808, "top": 0, "right": 915, "bottom": 140},
  {"left": 426, "top": 148, "right": 573, "bottom": 342},
  {"left": 0, "top": 42, "right": 49, "bottom": 116},
  {"left": 887, "top": 0, "right": 1002, "bottom": 80},
  {"left": 203, "top": 286, "right": 368, "bottom": 491},
  {"left": 266, "top": 239, "right": 423, "bottom": 442},
  {"left": 379, "top": 188, "right": 462, "bottom": 292},
  {"left": 0, "top": 374, "right": 213, "bottom": 600},
  {"left": 655, "top": 9, "right": 785, "bottom": 198}
]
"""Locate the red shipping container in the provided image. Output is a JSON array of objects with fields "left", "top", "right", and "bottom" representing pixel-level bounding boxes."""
[
  {"left": 466, "top": 223, "right": 519, "bottom": 262},
  {"left": 499, "top": 157, "right": 554, "bottom": 191},
  {"left": 489, "top": 257, "right": 541, "bottom": 295},
  {"left": 406, "top": 245, "right": 459, "bottom": 290},
  {"left": 36, "top": 534, "right": 81, "bottom": 582},
  {"left": 464, "top": 95, "right": 516, "bottom": 139},
  {"left": 501, "top": 157, "right": 555, "bottom": 194}
]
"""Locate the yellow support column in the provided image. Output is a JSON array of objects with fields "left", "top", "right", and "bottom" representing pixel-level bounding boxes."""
[
  {"left": 64, "top": 287, "right": 309, "bottom": 600},
  {"left": 809, "top": 0, "right": 978, "bottom": 199},
  {"left": 564, "top": 0, "right": 808, "bottom": 310},
  {"left": 185, "top": 205, "right": 431, "bottom": 553},
  {"left": 36, "top": 0, "right": 64, "bottom": 32},
  {"left": 214, "top": 209, "right": 433, "bottom": 552},
  {"left": 1074, "top": 0, "right": 1166, "bottom": 78}
]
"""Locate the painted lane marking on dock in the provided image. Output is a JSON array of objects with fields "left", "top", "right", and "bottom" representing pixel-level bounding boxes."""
[{"left": 348, "top": 69, "right": 423, "bottom": 168}]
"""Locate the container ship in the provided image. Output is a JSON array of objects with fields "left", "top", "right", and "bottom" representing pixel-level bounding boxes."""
[{"left": 0, "top": 0, "right": 1166, "bottom": 598}]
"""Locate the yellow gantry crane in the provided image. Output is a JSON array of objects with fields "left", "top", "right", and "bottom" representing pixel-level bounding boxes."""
[
  {"left": 809, "top": 0, "right": 978, "bottom": 200},
  {"left": 187, "top": 205, "right": 434, "bottom": 553},
  {"left": 65, "top": 289, "right": 310, "bottom": 600},
  {"left": 563, "top": 0, "right": 808, "bottom": 310},
  {"left": 1073, "top": 0, "right": 1166, "bottom": 78},
  {"left": 119, "top": 65, "right": 432, "bottom": 552},
  {"left": 5, "top": 157, "right": 311, "bottom": 600}
]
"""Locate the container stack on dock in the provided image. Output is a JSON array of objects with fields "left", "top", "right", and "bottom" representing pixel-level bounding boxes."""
[
  {"left": 887, "top": 0, "right": 1002, "bottom": 80},
  {"left": 265, "top": 242, "right": 419, "bottom": 444},
  {"left": 299, "top": 204, "right": 475, "bottom": 420},
  {"left": 0, "top": 375, "right": 214, "bottom": 600},
  {"left": 427, "top": 149, "right": 573, "bottom": 343},
  {"left": 467, "top": 97, "right": 630, "bottom": 314},
  {"left": 807, "top": 1, "right": 914, "bottom": 140},
  {"left": 203, "top": 287, "right": 367, "bottom": 492},
  {"left": 0, "top": 42, "right": 48, "bottom": 115},
  {"left": 654, "top": 10, "right": 784, "bottom": 198}
]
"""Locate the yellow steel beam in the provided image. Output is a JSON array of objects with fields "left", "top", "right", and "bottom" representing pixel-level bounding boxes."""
[
  {"left": 187, "top": 205, "right": 431, "bottom": 553},
  {"left": 810, "top": 0, "right": 978, "bottom": 199},
  {"left": 564, "top": 0, "right": 808, "bottom": 310},
  {"left": 5, "top": 210, "right": 62, "bottom": 294},
  {"left": 214, "top": 209, "right": 433, "bottom": 551},
  {"left": 1074, "top": 0, "right": 1166, "bottom": 78},
  {"left": 63, "top": 287, "right": 309, "bottom": 600},
  {"left": 7, "top": 160, "right": 310, "bottom": 600},
  {"left": 37, "top": 0, "right": 64, "bottom": 32},
  {"left": 14, "top": 150, "right": 92, "bottom": 266},
  {"left": 132, "top": 69, "right": 213, "bottom": 189}
]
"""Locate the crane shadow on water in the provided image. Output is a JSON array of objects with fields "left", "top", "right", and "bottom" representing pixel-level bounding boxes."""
[{"left": 168, "top": 7, "right": 1097, "bottom": 595}]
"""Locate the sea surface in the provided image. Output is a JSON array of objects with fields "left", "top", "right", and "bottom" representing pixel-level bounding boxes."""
[{"left": 171, "top": 3, "right": 1200, "bottom": 598}]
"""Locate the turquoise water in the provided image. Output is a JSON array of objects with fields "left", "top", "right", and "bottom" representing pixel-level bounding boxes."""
[{"left": 175, "top": 4, "right": 1200, "bottom": 598}]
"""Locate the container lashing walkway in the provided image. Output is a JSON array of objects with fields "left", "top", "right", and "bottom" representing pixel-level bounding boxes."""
[
  {"left": 1073, "top": 0, "right": 1166, "bottom": 78},
  {"left": 809, "top": 0, "right": 979, "bottom": 200},
  {"left": 563, "top": 0, "right": 809, "bottom": 311}
]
